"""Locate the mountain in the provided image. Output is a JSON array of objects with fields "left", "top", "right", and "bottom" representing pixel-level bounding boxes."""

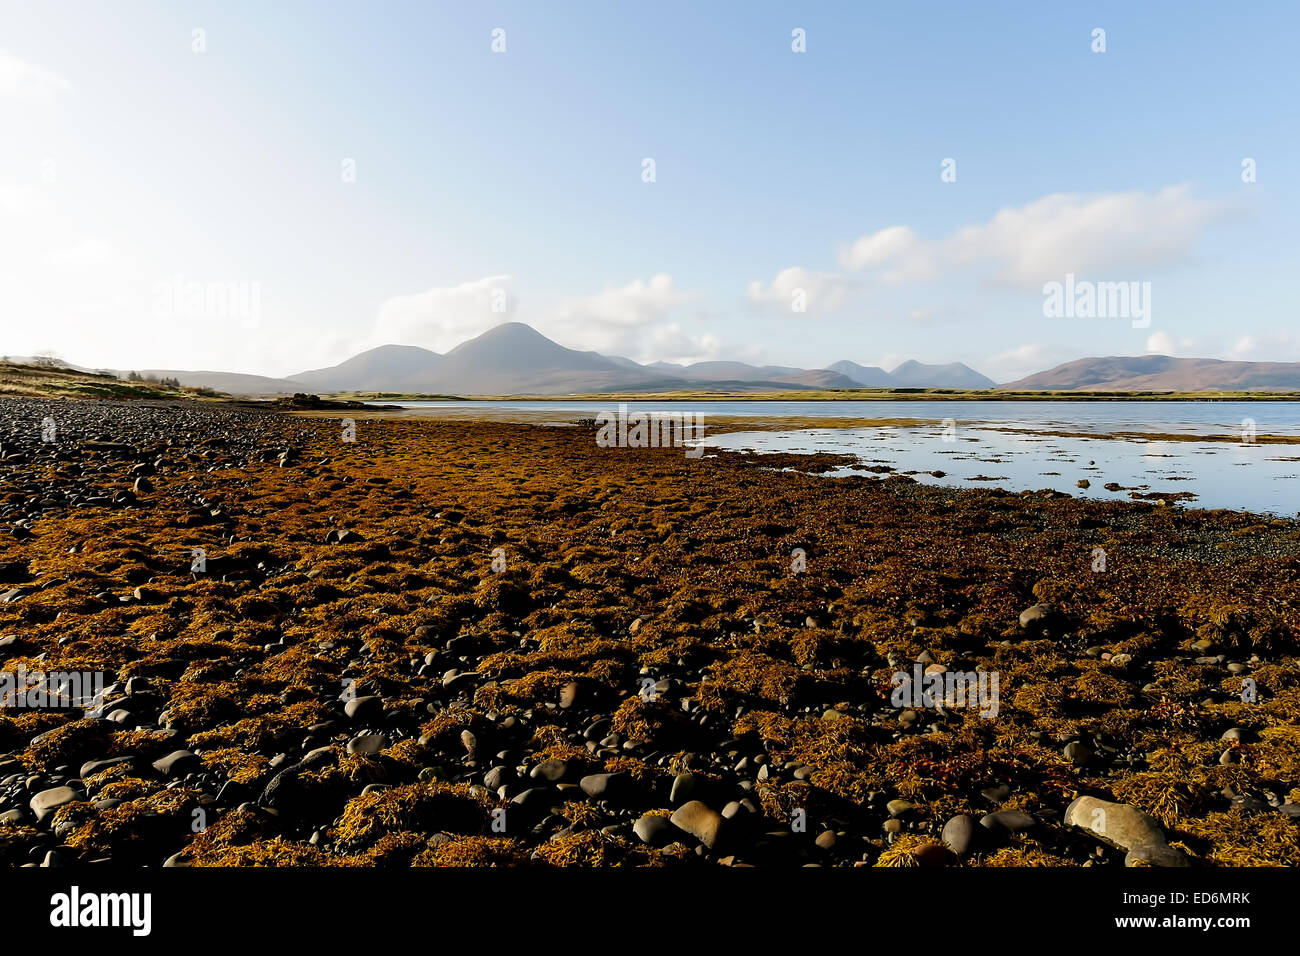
[
  {"left": 293, "top": 323, "right": 659, "bottom": 394},
  {"left": 1001, "top": 355, "right": 1300, "bottom": 392},
  {"left": 285, "top": 323, "right": 885, "bottom": 395},
  {"left": 888, "top": 360, "right": 997, "bottom": 389},
  {"left": 648, "top": 360, "right": 861, "bottom": 389},
  {"left": 827, "top": 360, "right": 897, "bottom": 387},
  {"left": 288, "top": 345, "right": 442, "bottom": 392}
]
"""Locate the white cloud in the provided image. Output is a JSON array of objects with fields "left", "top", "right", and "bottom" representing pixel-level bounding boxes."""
[
  {"left": 540, "top": 273, "right": 710, "bottom": 362},
  {"left": 371, "top": 275, "right": 515, "bottom": 352},
  {"left": 1229, "top": 332, "right": 1300, "bottom": 363},
  {"left": 840, "top": 186, "right": 1223, "bottom": 289},
  {"left": 548, "top": 273, "right": 694, "bottom": 327},
  {"left": 632, "top": 322, "right": 722, "bottom": 365},
  {"left": 983, "top": 343, "right": 1071, "bottom": 382},
  {"left": 0, "top": 51, "right": 71, "bottom": 101},
  {"left": 838, "top": 226, "right": 936, "bottom": 282},
  {"left": 746, "top": 266, "right": 853, "bottom": 314}
]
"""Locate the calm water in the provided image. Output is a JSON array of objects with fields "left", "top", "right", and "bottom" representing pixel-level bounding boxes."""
[{"left": 378, "top": 401, "right": 1300, "bottom": 515}]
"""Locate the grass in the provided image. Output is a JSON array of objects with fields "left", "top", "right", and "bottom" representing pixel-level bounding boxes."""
[{"left": 0, "top": 361, "right": 226, "bottom": 401}]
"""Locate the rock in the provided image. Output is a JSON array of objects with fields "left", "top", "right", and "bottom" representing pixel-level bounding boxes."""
[
  {"left": 632, "top": 814, "right": 674, "bottom": 847},
  {"left": 1126, "top": 844, "right": 1191, "bottom": 867},
  {"left": 579, "top": 772, "right": 632, "bottom": 801},
  {"left": 941, "top": 814, "right": 980, "bottom": 856},
  {"left": 1019, "top": 603, "right": 1057, "bottom": 632},
  {"left": 508, "top": 788, "right": 553, "bottom": 820},
  {"left": 529, "top": 759, "right": 571, "bottom": 784},
  {"left": 1063, "top": 741, "right": 1092, "bottom": 767},
  {"left": 886, "top": 799, "right": 914, "bottom": 817},
  {"left": 343, "top": 695, "right": 383, "bottom": 723},
  {"left": 815, "top": 830, "right": 837, "bottom": 850},
  {"left": 30, "top": 785, "right": 79, "bottom": 824},
  {"left": 669, "top": 800, "right": 726, "bottom": 850},
  {"left": 558, "top": 681, "right": 580, "bottom": 709},
  {"left": 80, "top": 756, "right": 134, "bottom": 780},
  {"left": 483, "top": 766, "right": 515, "bottom": 791},
  {"left": 346, "top": 733, "right": 389, "bottom": 756},
  {"left": 980, "top": 809, "right": 1036, "bottom": 833},
  {"left": 912, "top": 842, "right": 954, "bottom": 867},
  {"left": 980, "top": 783, "right": 1011, "bottom": 805},
  {"left": 1064, "top": 796, "right": 1172, "bottom": 855},
  {"left": 670, "top": 772, "right": 697, "bottom": 806},
  {"left": 441, "top": 671, "right": 479, "bottom": 695},
  {"left": 151, "top": 750, "right": 200, "bottom": 777}
]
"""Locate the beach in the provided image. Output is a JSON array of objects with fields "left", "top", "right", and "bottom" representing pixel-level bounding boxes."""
[{"left": 0, "top": 396, "right": 1298, "bottom": 867}]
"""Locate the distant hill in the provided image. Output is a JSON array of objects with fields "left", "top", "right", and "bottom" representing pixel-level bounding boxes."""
[
  {"left": 888, "top": 359, "right": 997, "bottom": 389},
  {"left": 292, "top": 344, "right": 443, "bottom": 392},
  {"left": 137, "top": 369, "right": 303, "bottom": 394},
  {"left": 826, "top": 360, "right": 896, "bottom": 387},
  {"left": 283, "top": 323, "right": 941, "bottom": 395},
  {"left": 1000, "top": 355, "right": 1300, "bottom": 392},
  {"left": 825, "top": 358, "right": 996, "bottom": 389}
]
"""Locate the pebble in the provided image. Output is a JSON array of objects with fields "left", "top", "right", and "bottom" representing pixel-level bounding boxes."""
[
  {"left": 151, "top": 750, "right": 200, "bottom": 777},
  {"left": 669, "top": 800, "right": 726, "bottom": 849},
  {"left": 1019, "top": 603, "right": 1057, "bottom": 632},
  {"left": 30, "top": 786, "right": 79, "bottom": 824},
  {"left": 980, "top": 809, "right": 1036, "bottom": 833},
  {"left": 343, "top": 695, "right": 383, "bottom": 723},
  {"left": 346, "top": 733, "right": 389, "bottom": 756},
  {"left": 886, "top": 799, "right": 913, "bottom": 817},
  {"left": 632, "top": 814, "right": 674, "bottom": 847},
  {"left": 941, "top": 814, "right": 980, "bottom": 856}
]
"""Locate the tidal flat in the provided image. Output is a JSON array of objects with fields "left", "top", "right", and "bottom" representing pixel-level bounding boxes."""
[{"left": 1, "top": 396, "right": 1299, "bottom": 867}]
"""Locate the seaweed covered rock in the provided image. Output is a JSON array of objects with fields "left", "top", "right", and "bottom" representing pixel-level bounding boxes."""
[{"left": 1065, "top": 796, "right": 1188, "bottom": 866}]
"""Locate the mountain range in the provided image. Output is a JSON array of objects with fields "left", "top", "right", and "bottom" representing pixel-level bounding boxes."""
[
  {"left": 144, "top": 322, "right": 998, "bottom": 395},
  {"left": 29, "top": 322, "right": 1300, "bottom": 395},
  {"left": 1000, "top": 355, "right": 1300, "bottom": 391}
]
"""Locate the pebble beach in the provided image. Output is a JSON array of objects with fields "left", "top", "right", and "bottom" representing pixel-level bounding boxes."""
[{"left": 1, "top": 396, "right": 1298, "bottom": 868}]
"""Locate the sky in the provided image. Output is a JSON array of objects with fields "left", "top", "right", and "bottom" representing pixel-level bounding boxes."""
[{"left": 1, "top": 0, "right": 1296, "bottom": 383}]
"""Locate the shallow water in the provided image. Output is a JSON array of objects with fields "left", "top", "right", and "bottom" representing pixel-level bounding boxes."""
[
  {"left": 707, "top": 424, "right": 1300, "bottom": 516},
  {"left": 381, "top": 400, "right": 1300, "bottom": 515}
]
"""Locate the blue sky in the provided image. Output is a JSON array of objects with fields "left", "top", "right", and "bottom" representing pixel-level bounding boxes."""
[{"left": 1, "top": 0, "right": 1296, "bottom": 381}]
